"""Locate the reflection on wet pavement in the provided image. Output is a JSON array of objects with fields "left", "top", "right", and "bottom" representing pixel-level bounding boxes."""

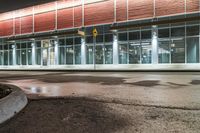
[{"left": 1, "top": 71, "right": 200, "bottom": 109}]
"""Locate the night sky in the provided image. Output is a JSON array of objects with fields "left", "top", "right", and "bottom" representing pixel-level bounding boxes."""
[{"left": 0, "top": 0, "right": 56, "bottom": 13}]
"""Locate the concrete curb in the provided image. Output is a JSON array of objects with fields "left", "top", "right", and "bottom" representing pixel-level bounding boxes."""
[{"left": 0, "top": 84, "right": 28, "bottom": 124}]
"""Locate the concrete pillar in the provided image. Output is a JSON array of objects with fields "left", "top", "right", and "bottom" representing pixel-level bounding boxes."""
[
  {"left": 151, "top": 25, "right": 158, "bottom": 64},
  {"left": 81, "top": 37, "right": 86, "bottom": 64},
  {"left": 12, "top": 44, "right": 16, "bottom": 65},
  {"left": 54, "top": 40, "right": 59, "bottom": 65},
  {"left": 113, "top": 32, "right": 119, "bottom": 64},
  {"left": 31, "top": 42, "right": 36, "bottom": 65}
]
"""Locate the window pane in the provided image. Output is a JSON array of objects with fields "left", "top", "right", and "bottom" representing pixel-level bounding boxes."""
[
  {"left": 27, "top": 42, "right": 32, "bottom": 48},
  {"left": 141, "top": 30, "right": 151, "bottom": 39},
  {"left": 95, "top": 45, "right": 104, "bottom": 64},
  {"left": 119, "top": 44, "right": 128, "bottom": 64},
  {"left": 50, "top": 48, "right": 55, "bottom": 65},
  {"left": 9, "top": 50, "right": 13, "bottom": 65},
  {"left": 16, "top": 43, "right": 21, "bottom": 49},
  {"left": 96, "top": 35, "right": 103, "bottom": 43},
  {"left": 28, "top": 49, "right": 32, "bottom": 65},
  {"left": 187, "top": 37, "right": 199, "bottom": 63},
  {"left": 0, "top": 51, "right": 3, "bottom": 65},
  {"left": 86, "top": 36, "right": 93, "bottom": 44},
  {"left": 158, "top": 28, "right": 169, "bottom": 38},
  {"left": 75, "top": 45, "right": 81, "bottom": 64},
  {"left": 36, "top": 41, "right": 41, "bottom": 48},
  {"left": 66, "top": 38, "right": 73, "bottom": 45},
  {"left": 187, "top": 25, "right": 199, "bottom": 36},
  {"left": 4, "top": 51, "right": 8, "bottom": 65},
  {"left": 21, "top": 43, "right": 27, "bottom": 49},
  {"left": 59, "top": 39, "right": 65, "bottom": 46},
  {"left": 171, "top": 27, "right": 185, "bottom": 37},
  {"left": 4, "top": 44, "right": 8, "bottom": 50},
  {"left": 129, "top": 43, "right": 141, "bottom": 64},
  {"left": 36, "top": 49, "right": 41, "bottom": 65},
  {"left": 21, "top": 49, "right": 27, "bottom": 65},
  {"left": 158, "top": 41, "right": 170, "bottom": 63},
  {"left": 66, "top": 46, "right": 73, "bottom": 64},
  {"left": 141, "top": 42, "right": 152, "bottom": 64},
  {"left": 59, "top": 47, "right": 65, "bottom": 65},
  {"left": 118, "top": 33, "right": 127, "bottom": 41},
  {"left": 171, "top": 39, "right": 185, "bottom": 63},
  {"left": 16, "top": 50, "right": 21, "bottom": 65},
  {"left": 87, "top": 45, "right": 94, "bottom": 64},
  {"left": 105, "top": 45, "right": 113, "bottom": 64},
  {"left": 129, "top": 31, "right": 140, "bottom": 40},
  {"left": 105, "top": 34, "right": 113, "bottom": 43},
  {"left": 75, "top": 37, "right": 81, "bottom": 44}
]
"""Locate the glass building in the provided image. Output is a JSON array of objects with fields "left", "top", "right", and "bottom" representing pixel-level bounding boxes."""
[{"left": 0, "top": 0, "right": 200, "bottom": 70}]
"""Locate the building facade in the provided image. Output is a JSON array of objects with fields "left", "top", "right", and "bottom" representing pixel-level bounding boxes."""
[{"left": 0, "top": 0, "right": 200, "bottom": 70}]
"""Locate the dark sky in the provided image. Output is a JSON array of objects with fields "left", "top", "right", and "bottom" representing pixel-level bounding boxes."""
[{"left": 0, "top": 0, "right": 56, "bottom": 13}]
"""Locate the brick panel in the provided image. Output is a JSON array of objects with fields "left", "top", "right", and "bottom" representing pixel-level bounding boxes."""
[
  {"left": 128, "top": 0, "right": 154, "bottom": 20},
  {"left": 155, "top": 0, "right": 185, "bottom": 16},
  {"left": 186, "top": 0, "right": 199, "bottom": 12},
  {"left": 57, "top": 8, "right": 73, "bottom": 29},
  {"left": 34, "top": 11, "right": 55, "bottom": 32},
  {"left": 21, "top": 15, "right": 33, "bottom": 34},
  {"left": 74, "top": 6, "right": 82, "bottom": 27},
  {"left": 116, "top": 0, "right": 127, "bottom": 22},
  {"left": 84, "top": 0, "right": 114, "bottom": 26},
  {"left": 0, "top": 20, "right": 13, "bottom": 36},
  {"left": 15, "top": 18, "right": 20, "bottom": 35}
]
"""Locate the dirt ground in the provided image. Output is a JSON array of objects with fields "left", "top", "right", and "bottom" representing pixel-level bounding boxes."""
[{"left": 0, "top": 98, "right": 200, "bottom": 133}]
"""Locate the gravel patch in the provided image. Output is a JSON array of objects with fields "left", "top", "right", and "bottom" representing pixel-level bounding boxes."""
[{"left": 0, "top": 99, "right": 200, "bottom": 133}]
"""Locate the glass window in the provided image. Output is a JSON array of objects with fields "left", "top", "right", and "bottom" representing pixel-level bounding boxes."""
[
  {"left": 27, "top": 42, "right": 32, "bottom": 48},
  {"left": 118, "top": 32, "right": 128, "bottom": 41},
  {"left": 49, "top": 48, "right": 55, "bottom": 65},
  {"left": 0, "top": 45, "right": 3, "bottom": 50},
  {"left": 75, "top": 45, "right": 81, "bottom": 64},
  {"left": 95, "top": 45, "right": 104, "bottom": 64},
  {"left": 4, "top": 51, "right": 8, "bottom": 65},
  {"left": 141, "top": 42, "right": 152, "bottom": 64},
  {"left": 171, "top": 39, "right": 185, "bottom": 63},
  {"left": 36, "top": 49, "right": 41, "bottom": 65},
  {"left": 86, "top": 36, "right": 93, "bottom": 44},
  {"left": 104, "top": 45, "right": 113, "bottom": 64},
  {"left": 158, "top": 40, "right": 170, "bottom": 63},
  {"left": 105, "top": 34, "right": 113, "bottom": 43},
  {"left": 129, "top": 31, "right": 140, "bottom": 40},
  {"left": 66, "top": 38, "right": 73, "bottom": 45},
  {"left": 119, "top": 43, "right": 128, "bottom": 64},
  {"left": 158, "top": 28, "right": 170, "bottom": 38},
  {"left": 21, "top": 43, "right": 27, "bottom": 49},
  {"left": 27, "top": 49, "right": 32, "bottom": 65},
  {"left": 16, "top": 43, "right": 21, "bottom": 49},
  {"left": 187, "top": 25, "right": 199, "bottom": 36},
  {"left": 0, "top": 51, "right": 3, "bottom": 65},
  {"left": 59, "top": 39, "right": 65, "bottom": 46},
  {"left": 96, "top": 35, "right": 103, "bottom": 43},
  {"left": 36, "top": 41, "right": 41, "bottom": 48},
  {"left": 4, "top": 44, "right": 8, "bottom": 50},
  {"left": 87, "top": 45, "right": 94, "bottom": 64},
  {"left": 75, "top": 37, "right": 81, "bottom": 44},
  {"left": 9, "top": 50, "right": 13, "bottom": 65},
  {"left": 21, "top": 49, "right": 27, "bottom": 65},
  {"left": 187, "top": 37, "right": 199, "bottom": 63},
  {"left": 171, "top": 27, "right": 185, "bottom": 37},
  {"left": 59, "top": 47, "right": 65, "bottom": 65},
  {"left": 66, "top": 46, "right": 73, "bottom": 64},
  {"left": 141, "top": 30, "right": 151, "bottom": 39},
  {"left": 129, "top": 43, "right": 141, "bottom": 64},
  {"left": 16, "top": 50, "right": 21, "bottom": 65}
]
